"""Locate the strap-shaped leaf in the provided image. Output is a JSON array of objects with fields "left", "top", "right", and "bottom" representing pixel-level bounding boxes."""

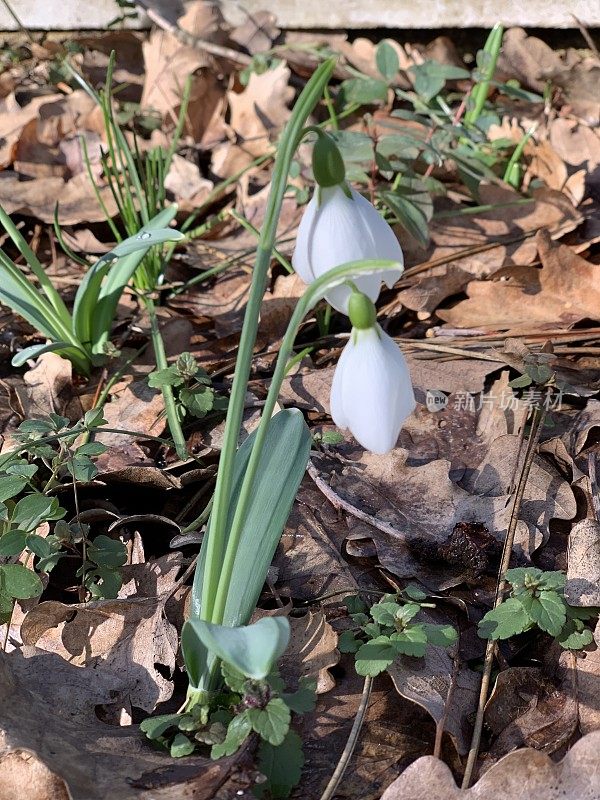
[
  {"left": 191, "top": 408, "right": 311, "bottom": 628},
  {"left": 0, "top": 204, "right": 70, "bottom": 324},
  {"left": 72, "top": 208, "right": 183, "bottom": 349},
  {"left": 183, "top": 616, "right": 290, "bottom": 681},
  {"left": 11, "top": 341, "right": 89, "bottom": 368}
]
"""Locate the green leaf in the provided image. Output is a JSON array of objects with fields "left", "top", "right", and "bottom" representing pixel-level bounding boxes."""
[
  {"left": 538, "top": 571, "right": 566, "bottom": 591},
  {"left": 282, "top": 679, "right": 316, "bottom": 714},
  {"left": 422, "top": 623, "right": 458, "bottom": 648},
  {"left": 180, "top": 386, "right": 215, "bottom": 418},
  {"left": 340, "top": 77, "right": 388, "bottom": 106},
  {"left": 221, "top": 661, "right": 247, "bottom": 693},
  {"left": 0, "top": 530, "right": 27, "bottom": 556},
  {"left": 211, "top": 711, "right": 252, "bottom": 759},
  {"left": 390, "top": 625, "right": 428, "bottom": 657},
  {"left": 76, "top": 442, "right": 107, "bottom": 457},
  {"left": 376, "top": 41, "right": 399, "bottom": 81},
  {"left": 170, "top": 732, "right": 195, "bottom": 758},
  {"left": 478, "top": 597, "right": 532, "bottom": 640},
  {"left": 379, "top": 190, "right": 430, "bottom": 247},
  {"left": 247, "top": 697, "right": 291, "bottom": 746},
  {"left": 522, "top": 591, "right": 566, "bottom": 637},
  {"left": 140, "top": 713, "right": 183, "bottom": 740},
  {"left": 395, "top": 603, "right": 422, "bottom": 625},
  {"left": 0, "top": 564, "right": 43, "bottom": 599},
  {"left": 86, "top": 567, "right": 122, "bottom": 599},
  {"left": 183, "top": 616, "right": 290, "bottom": 681},
  {"left": 255, "top": 729, "right": 305, "bottom": 799},
  {"left": 409, "top": 61, "right": 470, "bottom": 102},
  {"left": 355, "top": 635, "right": 398, "bottom": 676},
  {"left": 557, "top": 621, "right": 594, "bottom": 650},
  {"left": 148, "top": 366, "right": 182, "bottom": 388},
  {"left": 338, "top": 630, "right": 361, "bottom": 654},
  {"left": 371, "top": 602, "right": 400, "bottom": 627},
  {"left": 404, "top": 584, "right": 427, "bottom": 601},
  {"left": 509, "top": 374, "right": 533, "bottom": 389},
  {"left": 505, "top": 567, "right": 542, "bottom": 588},
  {"left": 68, "top": 455, "right": 98, "bottom": 482},
  {"left": 344, "top": 595, "right": 368, "bottom": 615},
  {"left": 11, "top": 494, "right": 64, "bottom": 532},
  {"left": 26, "top": 534, "right": 54, "bottom": 559},
  {"left": 192, "top": 409, "right": 311, "bottom": 629},
  {"left": 11, "top": 342, "right": 81, "bottom": 368},
  {"left": 87, "top": 535, "right": 127, "bottom": 569}
]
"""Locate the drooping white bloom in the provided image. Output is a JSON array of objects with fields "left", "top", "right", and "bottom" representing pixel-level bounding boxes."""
[
  {"left": 292, "top": 185, "right": 404, "bottom": 314},
  {"left": 330, "top": 325, "right": 415, "bottom": 454}
]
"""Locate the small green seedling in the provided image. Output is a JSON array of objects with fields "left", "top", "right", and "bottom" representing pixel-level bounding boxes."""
[
  {"left": 339, "top": 585, "right": 458, "bottom": 676},
  {"left": 142, "top": 616, "right": 314, "bottom": 799},
  {"left": 478, "top": 568, "right": 598, "bottom": 650},
  {"left": 148, "top": 352, "right": 227, "bottom": 422}
]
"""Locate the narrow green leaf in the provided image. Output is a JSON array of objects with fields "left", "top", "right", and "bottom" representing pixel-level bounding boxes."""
[{"left": 192, "top": 409, "right": 311, "bottom": 628}]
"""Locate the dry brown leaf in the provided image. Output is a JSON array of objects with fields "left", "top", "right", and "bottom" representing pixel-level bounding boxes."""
[
  {"left": 0, "top": 170, "right": 118, "bottom": 224},
  {"left": 164, "top": 153, "right": 213, "bottom": 205},
  {"left": 561, "top": 621, "right": 600, "bottom": 736},
  {"left": 313, "top": 426, "right": 575, "bottom": 590},
  {"left": 274, "top": 481, "right": 360, "bottom": 604},
  {"left": 439, "top": 229, "right": 600, "bottom": 330},
  {"left": 549, "top": 118, "right": 600, "bottom": 170},
  {"left": 211, "top": 62, "right": 293, "bottom": 178},
  {"left": 0, "top": 92, "right": 62, "bottom": 168},
  {"left": 96, "top": 381, "right": 165, "bottom": 470},
  {"left": 400, "top": 185, "right": 582, "bottom": 287},
  {"left": 483, "top": 666, "right": 577, "bottom": 762},
  {"left": 280, "top": 610, "right": 340, "bottom": 693},
  {"left": 21, "top": 594, "right": 177, "bottom": 713},
  {"left": 141, "top": 1, "right": 227, "bottom": 142},
  {"left": 387, "top": 637, "right": 480, "bottom": 755},
  {"left": 19, "top": 353, "right": 74, "bottom": 420},
  {"left": 565, "top": 519, "right": 600, "bottom": 606},
  {"left": 0, "top": 650, "right": 253, "bottom": 800},
  {"left": 379, "top": 729, "right": 600, "bottom": 799}
]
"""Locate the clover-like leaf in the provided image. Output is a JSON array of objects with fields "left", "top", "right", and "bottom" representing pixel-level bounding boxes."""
[
  {"left": 211, "top": 711, "right": 252, "bottom": 759},
  {"left": 522, "top": 590, "right": 566, "bottom": 637},
  {"left": 478, "top": 597, "right": 532, "bottom": 640},
  {"left": 390, "top": 625, "right": 428, "bottom": 657},
  {"left": 247, "top": 697, "right": 291, "bottom": 746},
  {"left": 371, "top": 601, "right": 400, "bottom": 626},
  {"left": 422, "top": 623, "right": 458, "bottom": 648},
  {"left": 355, "top": 635, "right": 398, "bottom": 676},
  {"left": 255, "top": 729, "right": 305, "bottom": 800}
]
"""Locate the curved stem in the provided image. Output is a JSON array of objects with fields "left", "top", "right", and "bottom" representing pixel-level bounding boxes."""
[
  {"left": 199, "top": 58, "right": 336, "bottom": 623},
  {"left": 319, "top": 676, "right": 372, "bottom": 800},
  {"left": 210, "top": 257, "right": 400, "bottom": 622}
]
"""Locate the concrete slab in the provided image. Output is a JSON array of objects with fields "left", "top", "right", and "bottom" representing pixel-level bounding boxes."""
[{"left": 0, "top": 0, "right": 598, "bottom": 31}]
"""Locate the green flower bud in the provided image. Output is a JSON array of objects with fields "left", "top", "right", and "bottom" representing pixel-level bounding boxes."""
[
  {"left": 348, "top": 290, "right": 377, "bottom": 330},
  {"left": 312, "top": 132, "right": 346, "bottom": 188}
]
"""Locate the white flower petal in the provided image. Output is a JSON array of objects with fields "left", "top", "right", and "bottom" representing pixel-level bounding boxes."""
[
  {"left": 292, "top": 185, "right": 404, "bottom": 314},
  {"left": 330, "top": 326, "right": 415, "bottom": 453},
  {"left": 291, "top": 191, "right": 319, "bottom": 284}
]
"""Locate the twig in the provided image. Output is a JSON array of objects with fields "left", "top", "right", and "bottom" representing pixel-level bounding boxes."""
[
  {"left": 307, "top": 460, "right": 412, "bottom": 543},
  {"left": 318, "top": 676, "right": 373, "bottom": 800},
  {"left": 134, "top": 0, "right": 252, "bottom": 65},
  {"left": 572, "top": 15, "right": 600, "bottom": 58},
  {"left": 461, "top": 399, "right": 547, "bottom": 788}
]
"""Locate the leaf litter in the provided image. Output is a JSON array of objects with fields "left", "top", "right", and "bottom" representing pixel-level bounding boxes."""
[{"left": 0, "top": 7, "right": 599, "bottom": 799}]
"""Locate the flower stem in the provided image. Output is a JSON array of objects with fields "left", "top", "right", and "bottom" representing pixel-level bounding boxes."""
[
  {"left": 145, "top": 296, "right": 187, "bottom": 460},
  {"left": 199, "top": 58, "right": 337, "bottom": 624}
]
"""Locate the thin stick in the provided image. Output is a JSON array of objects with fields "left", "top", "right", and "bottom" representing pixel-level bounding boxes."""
[
  {"left": 318, "top": 676, "right": 373, "bottom": 800},
  {"left": 461, "top": 400, "right": 546, "bottom": 788},
  {"left": 134, "top": 0, "right": 252, "bottom": 65},
  {"left": 307, "top": 460, "right": 412, "bottom": 543}
]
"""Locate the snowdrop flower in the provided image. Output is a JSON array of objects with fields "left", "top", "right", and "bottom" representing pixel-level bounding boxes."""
[
  {"left": 330, "top": 291, "right": 415, "bottom": 454},
  {"left": 292, "top": 133, "right": 403, "bottom": 314}
]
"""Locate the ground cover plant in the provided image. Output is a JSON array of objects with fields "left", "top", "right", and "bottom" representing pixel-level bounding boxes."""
[{"left": 0, "top": 7, "right": 599, "bottom": 800}]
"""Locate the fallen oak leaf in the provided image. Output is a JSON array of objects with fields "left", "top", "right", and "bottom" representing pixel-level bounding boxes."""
[{"left": 438, "top": 229, "right": 600, "bottom": 330}]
